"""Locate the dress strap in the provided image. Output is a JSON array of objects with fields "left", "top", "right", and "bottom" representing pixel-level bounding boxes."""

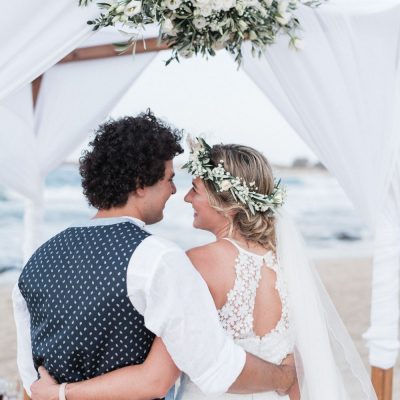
[
  {"left": 221, "top": 237, "right": 243, "bottom": 252},
  {"left": 221, "top": 238, "right": 274, "bottom": 266}
]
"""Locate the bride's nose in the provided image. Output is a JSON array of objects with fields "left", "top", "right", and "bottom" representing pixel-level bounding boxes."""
[{"left": 184, "top": 188, "right": 193, "bottom": 203}]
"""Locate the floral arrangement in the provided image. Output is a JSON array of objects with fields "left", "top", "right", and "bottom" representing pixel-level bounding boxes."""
[
  {"left": 182, "top": 137, "right": 285, "bottom": 215},
  {"left": 79, "top": 0, "right": 322, "bottom": 64}
]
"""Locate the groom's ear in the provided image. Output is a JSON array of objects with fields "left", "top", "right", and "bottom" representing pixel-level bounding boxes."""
[{"left": 135, "top": 186, "right": 147, "bottom": 198}]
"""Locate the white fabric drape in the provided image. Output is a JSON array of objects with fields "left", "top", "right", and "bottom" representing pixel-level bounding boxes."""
[
  {"left": 242, "top": 0, "right": 400, "bottom": 368},
  {"left": 363, "top": 161, "right": 400, "bottom": 368},
  {"left": 0, "top": 0, "right": 98, "bottom": 101},
  {"left": 0, "top": 87, "right": 41, "bottom": 202},
  {"left": 1, "top": 35, "right": 157, "bottom": 261},
  {"left": 278, "top": 212, "right": 377, "bottom": 399},
  {"left": 35, "top": 53, "right": 158, "bottom": 176},
  {"left": 0, "top": 0, "right": 160, "bottom": 263}
]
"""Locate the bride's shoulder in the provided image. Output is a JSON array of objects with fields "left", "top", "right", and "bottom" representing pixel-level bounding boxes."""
[
  {"left": 186, "top": 241, "right": 237, "bottom": 302},
  {"left": 187, "top": 239, "right": 236, "bottom": 265}
]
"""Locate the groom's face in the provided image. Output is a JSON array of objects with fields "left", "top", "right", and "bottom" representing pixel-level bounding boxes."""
[{"left": 141, "top": 160, "right": 176, "bottom": 224}]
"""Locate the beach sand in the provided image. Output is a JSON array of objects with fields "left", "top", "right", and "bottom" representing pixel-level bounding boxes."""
[{"left": 0, "top": 257, "right": 399, "bottom": 395}]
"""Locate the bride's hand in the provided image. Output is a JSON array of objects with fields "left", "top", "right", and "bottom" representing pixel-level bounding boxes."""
[{"left": 31, "top": 367, "right": 59, "bottom": 400}]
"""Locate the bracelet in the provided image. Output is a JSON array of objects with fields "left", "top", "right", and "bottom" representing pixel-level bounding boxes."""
[{"left": 59, "top": 382, "right": 68, "bottom": 400}]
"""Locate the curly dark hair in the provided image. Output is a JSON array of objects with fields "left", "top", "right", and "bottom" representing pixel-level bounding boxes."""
[{"left": 79, "top": 110, "right": 184, "bottom": 209}]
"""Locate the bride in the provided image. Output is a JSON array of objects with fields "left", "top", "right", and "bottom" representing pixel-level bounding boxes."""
[{"left": 31, "top": 138, "right": 376, "bottom": 400}]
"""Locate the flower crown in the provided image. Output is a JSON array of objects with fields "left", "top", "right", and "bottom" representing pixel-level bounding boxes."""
[{"left": 182, "top": 137, "right": 285, "bottom": 216}]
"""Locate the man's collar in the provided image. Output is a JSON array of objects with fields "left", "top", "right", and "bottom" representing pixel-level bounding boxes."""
[{"left": 70, "top": 216, "right": 146, "bottom": 229}]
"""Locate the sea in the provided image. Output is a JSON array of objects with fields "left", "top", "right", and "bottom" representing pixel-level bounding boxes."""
[{"left": 0, "top": 164, "right": 372, "bottom": 281}]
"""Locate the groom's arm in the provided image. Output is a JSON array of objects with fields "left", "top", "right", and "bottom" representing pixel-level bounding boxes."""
[
  {"left": 12, "top": 284, "right": 38, "bottom": 396},
  {"left": 31, "top": 236, "right": 295, "bottom": 400},
  {"left": 31, "top": 337, "right": 179, "bottom": 400},
  {"left": 127, "top": 236, "right": 294, "bottom": 395}
]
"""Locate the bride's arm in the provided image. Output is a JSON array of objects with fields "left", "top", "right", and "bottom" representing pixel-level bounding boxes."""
[{"left": 30, "top": 337, "right": 180, "bottom": 400}]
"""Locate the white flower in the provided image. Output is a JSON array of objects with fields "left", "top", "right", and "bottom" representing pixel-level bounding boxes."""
[
  {"left": 211, "top": 0, "right": 224, "bottom": 10},
  {"left": 238, "top": 20, "right": 248, "bottom": 31},
  {"left": 274, "top": 190, "right": 283, "bottom": 204},
  {"left": 249, "top": 30, "right": 257, "bottom": 40},
  {"left": 209, "top": 21, "right": 221, "bottom": 31},
  {"left": 199, "top": 5, "right": 213, "bottom": 16},
  {"left": 124, "top": 1, "right": 142, "bottom": 16},
  {"left": 292, "top": 38, "right": 304, "bottom": 50},
  {"left": 108, "top": 2, "right": 118, "bottom": 11},
  {"left": 235, "top": 0, "right": 246, "bottom": 15},
  {"left": 220, "top": 180, "right": 232, "bottom": 191},
  {"left": 165, "top": 0, "right": 182, "bottom": 10},
  {"left": 243, "top": 0, "right": 258, "bottom": 6},
  {"left": 195, "top": 0, "right": 212, "bottom": 7},
  {"left": 112, "top": 15, "right": 121, "bottom": 23},
  {"left": 221, "top": 0, "right": 236, "bottom": 11},
  {"left": 192, "top": 142, "right": 203, "bottom": 153},
  {"left": 193, "top": 17, "right": 207, "bottom": 30},
  {"left": 278, "top": 0, "right": 289, "bottom": 14},
  {"left": 162, "top": 18, "right": 175, "bottom": 34},
  {"left": 116, "top": 4, "right": 125, "bottom": 13},
  {"left": 264, "top": 0, "right": 273, "bottom": 7},
  {"left": 212, "top": 166, "right": 225, "bottom": 178},
  {"left": 276, "top": 12, "right": 290, "bottom": 25}
]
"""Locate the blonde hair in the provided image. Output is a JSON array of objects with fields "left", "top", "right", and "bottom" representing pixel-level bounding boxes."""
[{"left": 203, "top": 144, "right": 276, "bottom": 250}]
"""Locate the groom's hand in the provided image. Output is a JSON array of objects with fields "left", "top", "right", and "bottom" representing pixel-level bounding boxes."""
[
  {"left": 276, "top": 354, "right": 297, "bottom": 396},
  {"left": 31, "top": 367, "right": 59, "bottom": 400}
]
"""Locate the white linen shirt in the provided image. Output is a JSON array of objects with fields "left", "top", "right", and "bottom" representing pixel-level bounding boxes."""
[{"left": 12, "top": 216, "right": 246, "bottom": 396}]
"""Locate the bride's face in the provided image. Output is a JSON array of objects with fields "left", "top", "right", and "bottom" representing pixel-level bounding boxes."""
[{"left": 184, "top": 177, "right": 228, "bottom": 233}]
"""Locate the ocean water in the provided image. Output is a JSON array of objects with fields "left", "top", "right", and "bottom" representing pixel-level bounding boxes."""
[{"left": 0, "top": 164, "right": 371, "bottom": 276}]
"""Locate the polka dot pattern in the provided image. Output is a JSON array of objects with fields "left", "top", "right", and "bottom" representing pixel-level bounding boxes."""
[{"left": 19, "top": 221, "right": 155, "bottom": 383}]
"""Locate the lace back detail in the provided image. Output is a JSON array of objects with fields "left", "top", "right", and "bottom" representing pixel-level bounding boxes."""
[{"left": 217, "top": 239, "right": 289, "bottom": 340}]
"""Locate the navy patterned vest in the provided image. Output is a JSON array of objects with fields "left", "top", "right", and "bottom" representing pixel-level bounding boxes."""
[{"left": 19, "top": 218, "right": 155, "bottom": 383}]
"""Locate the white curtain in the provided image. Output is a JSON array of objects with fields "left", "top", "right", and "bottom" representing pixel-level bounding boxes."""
[
  {"left": 0, "top": 0, "right": 160, "bottom": 263},
  {"left": 242, "top": 0, "right": 400, "bottom": 368},
  {"left": 0, "top": 0, "right": 98, "bottom": 101},
  {"left": 1, "top": 47, "right": 157, "bottom": 262},
  {"left": 35, "top": 53, "right": 158, "bottom": 176},
  {"left": 0, "top": 87, "right": 41, "bottom": 202},
  {"left": 363, "top": 162, "right": 400, "bottom": 368}
]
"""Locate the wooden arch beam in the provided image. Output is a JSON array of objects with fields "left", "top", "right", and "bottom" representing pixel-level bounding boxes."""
[{"left": 59, "top": 37, "right": 168, "bottom": 64}]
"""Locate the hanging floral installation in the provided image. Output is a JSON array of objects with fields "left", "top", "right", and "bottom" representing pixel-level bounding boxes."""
[{"left": 79, "top": 0, "right": 322, "bottom": 64}]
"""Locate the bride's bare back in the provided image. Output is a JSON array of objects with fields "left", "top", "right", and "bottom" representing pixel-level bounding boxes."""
[{"left": 187, "top": 238, "right": 283, "bottom": 339}]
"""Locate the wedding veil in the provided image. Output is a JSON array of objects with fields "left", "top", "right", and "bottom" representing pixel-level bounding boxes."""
[{"left": 276, "top": 211, "right": 377, "bottom": 399}]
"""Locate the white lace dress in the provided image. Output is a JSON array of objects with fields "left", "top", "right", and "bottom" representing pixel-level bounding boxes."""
[{"left": 180, "top": 239, "right": 295, "bottom": 400}]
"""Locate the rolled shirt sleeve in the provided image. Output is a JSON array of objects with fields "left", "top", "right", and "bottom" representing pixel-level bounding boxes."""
[
  {"left": 127, "top": 235, "right": 246, "bottom": 395},
  {"left": 12, "top": 284, "right": 38, "bottom": 396}
]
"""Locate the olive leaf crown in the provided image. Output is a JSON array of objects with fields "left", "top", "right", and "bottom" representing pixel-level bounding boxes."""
[{"left": 182, "top": 137, "right": 285, "bottom": 215}]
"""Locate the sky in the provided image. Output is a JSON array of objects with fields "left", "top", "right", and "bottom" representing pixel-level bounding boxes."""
[{"left": 68, "top": 50, "right": 318, "bottom": 166}]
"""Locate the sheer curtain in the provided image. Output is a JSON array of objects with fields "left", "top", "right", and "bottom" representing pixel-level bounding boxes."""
[
  {"left": 0, "top": 0, "right": 98, "bottom": 101},
  {"left": 363, "top": 161, "right": 400, "bottom": 368},
  {"left": 242, "top": 0, "right": 400, "bottom": 368},
  {"left": 1, "top": 52, "right": 157, "bottom": 262}
]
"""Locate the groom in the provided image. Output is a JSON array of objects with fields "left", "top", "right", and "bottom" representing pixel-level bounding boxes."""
[{"left": 14, "top": 111, "right": 295, "bottom": 400}]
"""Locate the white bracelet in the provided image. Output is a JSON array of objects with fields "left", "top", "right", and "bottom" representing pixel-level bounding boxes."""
[{"left": 59, "top": 383, "right": 68, "bottom": 400}]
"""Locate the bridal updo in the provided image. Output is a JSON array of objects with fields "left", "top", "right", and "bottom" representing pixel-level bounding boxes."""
[{"left": 204, "top": 144, "right": 277, "bottom": 250}]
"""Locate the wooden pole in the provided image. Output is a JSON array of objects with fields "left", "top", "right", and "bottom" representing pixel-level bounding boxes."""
[
  {"left": 31, "top": 75, "right": 42, "bottom": 108},
  {"left": 59, "top": 38, "right": 168, "bottom": 64},
  {"left": 371, "top": 366, "right": 393, "bottom": 400}
]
